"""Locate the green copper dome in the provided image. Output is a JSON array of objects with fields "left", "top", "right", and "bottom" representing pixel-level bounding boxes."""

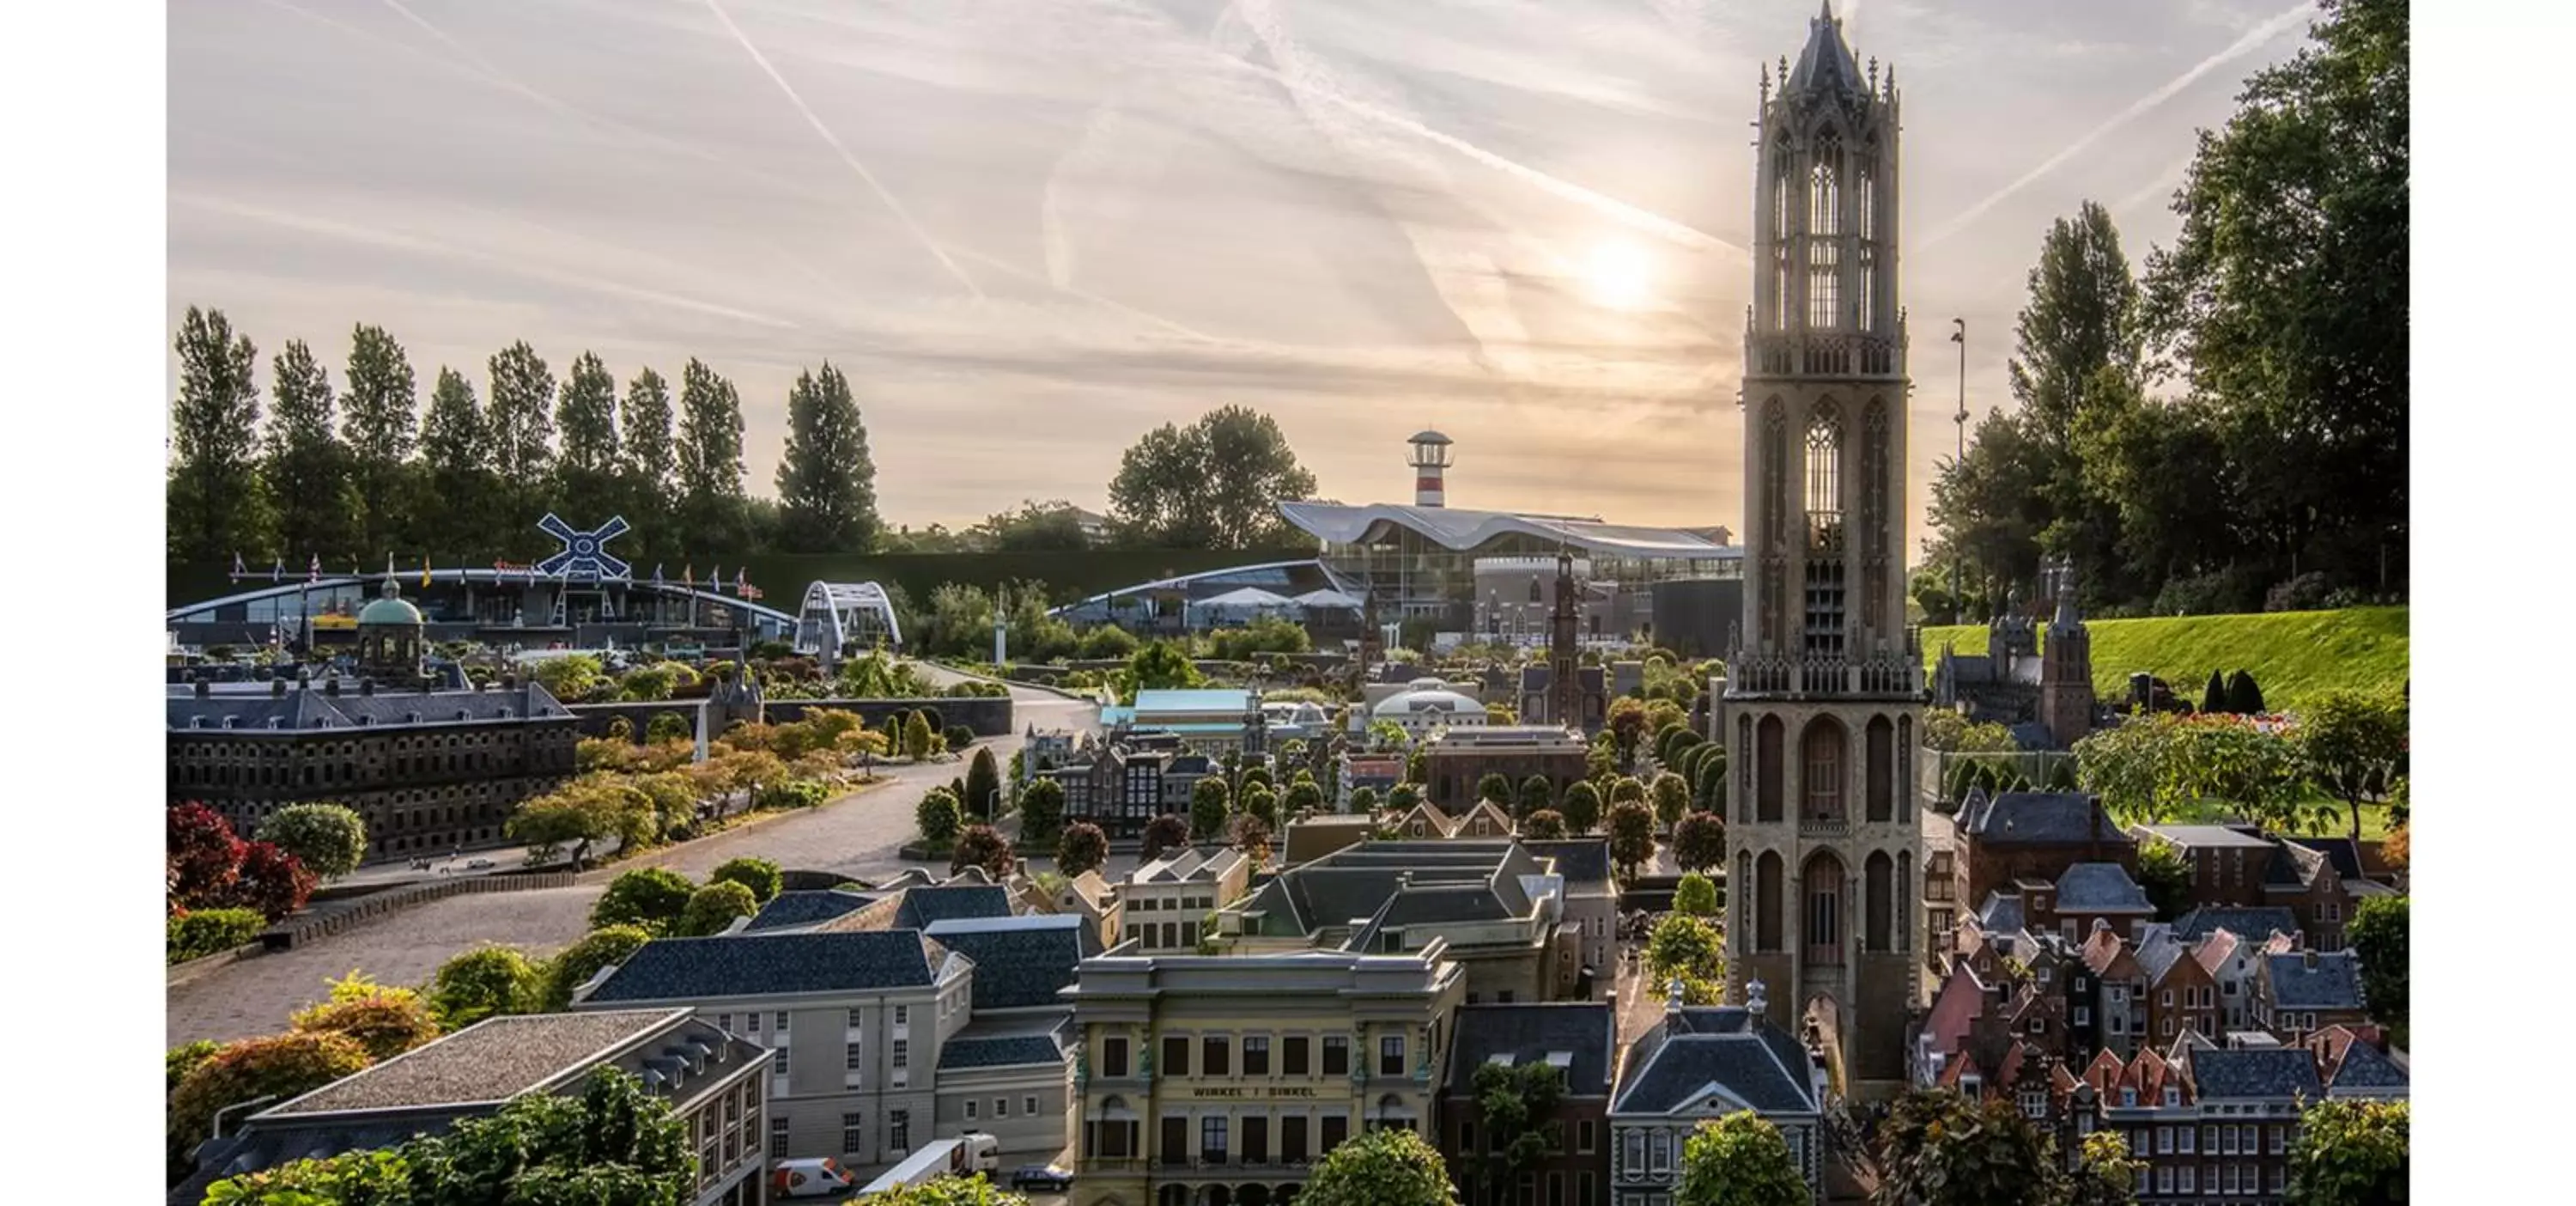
[{"left": 357, "top": 580, "right": 424, "bottom": 626}]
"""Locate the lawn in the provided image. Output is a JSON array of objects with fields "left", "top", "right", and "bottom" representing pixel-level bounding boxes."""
[{"left": 1920, "top": 606, "right": 2409, "bottom": 714}]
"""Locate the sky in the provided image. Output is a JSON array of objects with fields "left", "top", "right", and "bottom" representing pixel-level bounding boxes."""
[{"left": 167, "top": 0, "right": 2322, "bottom": 541}]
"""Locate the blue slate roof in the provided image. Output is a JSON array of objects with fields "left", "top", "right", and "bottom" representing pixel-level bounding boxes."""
[
  {"left": 2136, "top": 932, "right": 2191, "bottom": 984},
  {"left": 584, "top": 931, "right": 941, "bottom": 1003},
  {"left": 2172, "top": 906, "right": 2303, "bottom": 945},
  {"left": 2286, "top": 836, "right": 2368, "bottom": 882},
  {"left": 1960, "top": 791, "right": 2110, "bottom": 844},
  {"left": 1444, "top": 1003, "right": 1616, "bottom": 1096},
  {"left": 938, "top": 1030, "right": 1068, "bottom": 1070},
  {"left": 2056, "top": 862, "right": 2154, "bottom": 912},
  {"left": 744, "top": 890, "right": 876, "bottom": 933},
  {"left": 168, "top": 681, "right": 570, "bottom": 732},
  {"left": 1977, "top": 892, "right": 2026, "bottom": 935},
  {"left": 2264, "top": 952, "right": 2366, "bottom": 1010},
  {"left": 1521, "top": 839, "right": 1613, "bottom": 891},
  {"left": 2329, "top": 1040, "right": 2409, "bottom": 1091},
  {"left": 894, "top": 885, "right": 1014, "bottom": 931},
  {"left": 1613, "top": 1027, "right": 1820, "bottom": 1117},
  {"left": 921, "top": 916, "right": 1093, "bottom": 1010},
  {"left": 2187, "top": 1047, "right": 2324, "bottom": 1100}
]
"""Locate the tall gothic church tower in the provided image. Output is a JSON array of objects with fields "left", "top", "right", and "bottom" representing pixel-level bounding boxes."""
[{"left": 1722, "top": 2, "right": 1925, "bottom": 1094}]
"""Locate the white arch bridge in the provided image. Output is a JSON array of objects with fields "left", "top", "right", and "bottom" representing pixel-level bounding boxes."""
[{"left": 793, "top": 581, "right": 902, "bottom": 656}]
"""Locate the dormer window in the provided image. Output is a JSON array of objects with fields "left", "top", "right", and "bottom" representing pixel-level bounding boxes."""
[
  {"left": 2120, "top": 1087, "right": 2138, "bottom": 1107},
  {"left": 2163, "top": 1087, "right": 2181, "bottom": 1107}
]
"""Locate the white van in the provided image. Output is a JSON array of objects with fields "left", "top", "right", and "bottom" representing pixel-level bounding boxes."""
[{"left": 772, "top": 1155, "right": 858, "bottom": 1198}]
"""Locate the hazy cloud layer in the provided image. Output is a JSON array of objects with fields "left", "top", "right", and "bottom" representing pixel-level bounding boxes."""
[{"left": 169, "top": 0, "right": 2310, "bottom": 538}]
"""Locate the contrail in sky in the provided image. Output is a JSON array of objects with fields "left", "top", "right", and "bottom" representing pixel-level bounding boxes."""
[
  {"left": 2115, "top": 148, "right": 2200, "bottom": 217},
  {"left": 1922, "top": 1, "right": 2312, "bottom": 247},
  {"left": 697, "top": 0, "right": 986, "bottom": 301}
]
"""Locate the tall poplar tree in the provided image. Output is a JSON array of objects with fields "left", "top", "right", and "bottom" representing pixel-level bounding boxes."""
[
  {"left": 774, "top": 362, "right": 881, "bottom": 553},
  {"left": 263, "top": 339, "right": 361, "bottom": 562},
  {"left": 675, "top": 358, "right": 747, "bottom": 553},
  {"left": 619, "top": 366, "right": 676, "bottom": 552},
  {"left": 419, "top": 367, "right": 495, "bottom": 552},
  {"left": 553, "top": 350, "right": 621, "bottom": 523},
  {"left": 340, "top": 323, "right": 417, "bottom": 551},
  {"left": 484, "top": 341, "right": 556, "bottom": 537},
  {"left": 167, "top": 306, "right": 276, "bottom": 562}
]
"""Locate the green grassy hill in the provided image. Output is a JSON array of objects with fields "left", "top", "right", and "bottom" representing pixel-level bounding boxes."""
[{"left": 1920, "top": 606, "right": 2409, "bottom": 713}]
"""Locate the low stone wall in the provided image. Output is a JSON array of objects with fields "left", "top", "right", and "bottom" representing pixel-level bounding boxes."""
[
  {"left": 258, "top": 870, "right": 580, "bottom": 952},
  {"left": 565, "top": 696, "right": 1015, "bottom": 743}
]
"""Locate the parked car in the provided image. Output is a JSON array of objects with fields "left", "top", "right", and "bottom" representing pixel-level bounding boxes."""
[
  {"left": 465, "top": 857, "right": 497, "bottom": 870},
  {"left": 772, "top": 1156, "right": 857, "bottom": 1198},
  {"left": 1010, "top": 1165, "right": 1075, "bottom": 1192}
]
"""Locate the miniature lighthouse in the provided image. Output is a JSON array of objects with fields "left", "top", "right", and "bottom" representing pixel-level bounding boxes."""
[{"left": 1407, "top": 429, "right": 1453, "bottom": 509}]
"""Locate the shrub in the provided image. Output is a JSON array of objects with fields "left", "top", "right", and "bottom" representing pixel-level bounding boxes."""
[
  {"left": 1078, "top": 624, "right": 1140, "bottom": 660},
  {"left": 2264, "top": 571, "right": 2333, "bottom": 613},
  {"left": 536, "top": 925, "right": 652, "bottom": 1010},
  {"left": 255, "top": 803, "right": 368, "bottom": 880},
  {"left": 1141, "top": 814, "right": 1192, "bottom": 862},
  {"left": 167, "top": 907, "right": 265, "bottom": 965},
  {"left": 590, "top": 868, "right": 696, "bottom": 934},
  {"left": 945, "top": 723, "right": 978, "bottom": 753},
  {"left": 675, "top": 881, "right": 761, "bottom": 936},
  {"left": 428, "top": 946, "right": 541, "bottom": 1028},
  {"left": 291, "top": 984, "right": 442, "bottom": 1062},
  {"left": 755, "top": 779, "right": 829, "bottom": 811},
  {"left": 168, "top": 801, "right": 248, "bottom": 908},
  {"left": 709, "top": 857, "right": 784, "bottom": 904},
  {"left": 1521, "top": 809, "right": 1567, "bottom": 840},
  {"left": 225, "top": 841, "right": 318, "bottom": 922},
  {"left": 1348, "top": 786, "right": 1380, "bottom": 814},
  {"left": 963, "top": 746, "right": 1002, "bottom": 819},
  {"left": 1478, "top": 772, "right": 1513, "bottom": 806},
  {"left": 916, "top": 788, "right": 964, "bottom": 845},
  {"left": 2226, "top": 669, "right": 2268, "bottom": 715},
  {"left": 171, "top": 1032, "right": 373, "bottom": 1154},
  {"left": 646, "top": 711, "right": 692, "bottom": 744},
  {"left": 950, "top": 825, "right": 1018, "bottom": 879},
  {"left": 1674, "top": 813, "right": 1727, "bottom": 873},
  {"left": 902, "top": 712, "right": 935, "bottom": 760},
  {"left": 1055, "top": 822, "right": 1109, "bottom": 879},
  {"left": 605, "top": 716, "right": 635, "bottom": 741},
  {"left": 1674, "top": 872, "right": 1721, "bottom": 917},
  {"left": 1651, "top": 772, "right": 1692, "bottom": 827},
  {"left": 167, "top": 1039, "right": 220, "bottom": 1094}
]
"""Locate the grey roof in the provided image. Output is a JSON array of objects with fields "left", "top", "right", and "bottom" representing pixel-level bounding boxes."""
[
  {"left": 1444, "top": 1003, "right": 1617, "bottom": 1096},
  {"left": 894, "top": 885, "right": 1015, "bottom": 930},
  {"left": 2136, "top": 932, "right": 2191, "bottom": 984},
  {"left": 584, "top": 931, "right": 943, "bottom": 1003},
  {"left": 2286, "top": 836, "right": 2369, "bottom": 882},
  {"left": 2187, "top": 1046, "right": 2324, "bottom": 1100},
  {"left": 1976, "top": 892, "right": 2026, "bottom": 935},
  {"left": 1960, "top": 791, "right": 2111, "bottom": 845},
  {"left": 1242, "top": 840, "right": 1541, "bottom": 937},
  {"left": 264, "top": 1010, "right": 690, "bottom": 1116},
  {"left": 744, "top": 889, "right": 877, "bottom": 933},
  {"left": 922, "top": 916, "right": 1095, "bottom": 1010},
  {"left": 2329, "top": 1040, "right": 2409, "bottom": 1091},
  {"left": 1521, "top": 839, "right": 1613, "bottom": 891},
  {"left": 2056, "top": 862, "right": 2154, "bottom": 913},
  {"left": 938, "top": 1021, "right": 1071, "bottom": 1071},
  {"left": 168, "top": 681, "right": 570, "bottom": 733},
  {"left": 2264, "top": 952, "right": 2366, "bottom": 1010},
  {"left": 2173, "top": 906, "right": 2302, "bottom": 945},
  {"left": 2136, "top": 824, "right": 2275, "bottom": 850},
  {"left": 1613, "top": 1012, "right": 1820, "bottom": 1118},
  {"left": 1785, "top": 1, "right": 1863, "bottom": 96}
]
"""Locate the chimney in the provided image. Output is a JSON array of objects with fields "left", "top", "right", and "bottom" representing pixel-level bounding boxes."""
[
  {"left": 325, "top": 674, "right": 342, "bottom": 697},
  {"left": 1746, "top": 978, "right": 1768, "bottom": 1021},
  {"left": 270, "top": 677, "right": 286, "bottom": 697},
  {"left": 2303, "top": 949, "right": 2318, "bottom": 971},
  {"left": 359, "top": 677, "right": 375, "bottom": 697},
  {"left": 193, "top": 677, "right": 210, "bottom": 698}
]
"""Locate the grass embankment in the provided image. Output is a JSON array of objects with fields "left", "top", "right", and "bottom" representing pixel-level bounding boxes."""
[{"left": 1920, "top": 606, "right": 2409, "bottom": 714}]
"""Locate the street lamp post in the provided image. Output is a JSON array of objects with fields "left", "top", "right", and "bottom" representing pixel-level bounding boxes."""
[{"left": 1949, "top": 318, "right": 1968, "bottom": 618}]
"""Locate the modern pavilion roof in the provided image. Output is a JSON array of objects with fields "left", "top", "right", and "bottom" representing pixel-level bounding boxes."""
[{"left": 1276, "top": 501, "right": 1737, "bottom": 559}]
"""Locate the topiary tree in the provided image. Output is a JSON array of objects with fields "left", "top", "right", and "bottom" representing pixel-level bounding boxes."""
[
  {"left": 675, "top": 880, "right": 760, "bottom": 936},
  {"left": 1141, "top": 813, "right": 1192, "bottom": 862},
  {"left": 915, "top": 787, "right": 964, "bottom": 846},
  {"left": 1561, "top": 781, "right": 1604, "bottom": 835},
  {"left": 950, "top": 824, "right": 1017, "bottom": 879},
  {"left": 1607, "top": 801, "right": 1657, "bottom": 880},
  {"left": 1019, "top": 777, "right": 1066, "bottom": 845},
  {"left": 171, "top": 1031, "right": 374, "bottom": 1155},
  {"left": 589, "top": 868, "right": 696, "bottom": 934},
  {"left": 1673, "top": 871, "right": 1720, "bottom": 917},
  {"left": 1348, "top": 785, "right": 1381, "bottom": 814},
  {"left": 1516, "top": 775, "right": 1555, "bottom": 819},
  {"left": 963, "top": 746, "right": 1003, "bottom": 819},
  {"left": 1242, "top": 784, "right": 1279, "bottom": 831},
  {"left": 1521, "top": 809, "right": 1567, "bottom": 841},
  {"left": 255, "top": 803, "right": 368, "bottom": 880},
  {"left": 1055, "top": 821, "right": 1109, "bottom": 879},
  {"left": 1676, "top": 1112, "right": 1807, "bottom": 1206},
  {"left": 902, "top": 711, "right": 934, "bottom": 761},
  {"left": 1673, "top": 813, "right": 1727, "bottom": 873},
  {"left": 1609, "top": 776, "right": 1648, "bottom": 806},
  {"left": 1651, "top": 771, "right": 1691, "bottom": 828},
  {"left": 1644, "top": 911, "right": 1725, "bottom": 1002},
  {"left": 2201, "top": 669, "right": 2228, "bottom": 715},
  {"left": 428, "top": 945, "right": 542, "bottom": 1028},
  {"left": 536, "top": 924, "right": 652, "bottom": 1010},
  {"left": 1298, "top": 1124, "right": 1458, "bottom": 1206},
  {"left": 2227, "top": 669, "right": 2268, "bottom": 715},
  {"left": 1477, "top": 772, "right": 1513, "bottom": 807},
  {"left": 1190, "top": 777, "right": 1231, "bottom": 840},
  {"left": 709, "top": 856, "right": 784, "bottom": 904},
  {"left": 1386, "top": 782, "right": 1422, "bottom": 812},
  {"left": 1283, "top": 779, "right": 1324, "bottom": 819}
]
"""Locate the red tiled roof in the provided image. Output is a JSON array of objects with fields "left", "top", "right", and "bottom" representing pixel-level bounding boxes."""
[{"left": 2195, "top": 929, "right": 2242, "bottom": 975}]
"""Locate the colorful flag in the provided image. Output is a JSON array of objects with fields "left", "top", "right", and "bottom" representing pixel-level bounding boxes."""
[
  {"left": 735, "top": 567, "right": 747, "bottom": 595},
  {"left": 710, "top": 564, "right": 722, "bottom": 594},
  {"left": 308, "top": 554, "right": 320, "bottom": 584},
  {"left": 421, "top": 557, "right": 431, "bottom": 588}
]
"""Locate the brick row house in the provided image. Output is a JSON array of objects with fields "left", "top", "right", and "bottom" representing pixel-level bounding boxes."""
[{"left": 1441, "top": 1002, "right": 1618, "bottom": 1206}]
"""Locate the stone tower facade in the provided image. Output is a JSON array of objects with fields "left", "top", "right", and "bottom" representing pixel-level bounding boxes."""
[
  {"left": 2038, "top": 557, "right": 2096, "bottom": 748},
  {"left": 1722, "top": 2, "right": 1926, "bottom": 1095},
  {"left": 1547, "top": 550, "right": 1583, "bottom": 729}
]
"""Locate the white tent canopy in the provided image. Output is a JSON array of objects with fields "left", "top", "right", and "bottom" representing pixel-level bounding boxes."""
[
  {"left": 1191, "top": 587, "right": 1296, "bottom": 612},
  {"left": 1291, "top": 588, "right": 1364, "bottom": 610}
]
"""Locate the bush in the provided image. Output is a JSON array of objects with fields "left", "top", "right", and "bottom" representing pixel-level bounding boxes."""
[
  {"left": 950, "top": 825, "right": 1018, "bottom": 879},
  {"left": 167, "top": 907, "right": 264, "bottom": 965},
  {"left": 168, "top": 801, "right": 248, "bottom": 908},
  {"left": 1055, "top": 822, "right": 1109, "bottom": 878},
  {"left": 676, "top": 881, "right": 761, "bottom": 936},
  {"left": 1078, "top": 624, "right": 1140, "bottom": 660},
  {"left": 2153, "top": 565, "right": 2267, "bottom": 616},
  {"left": 291, "top": 984, "right": 442, "bottom": 1062},
  {"left": 255, "top": 803, "right": 368, "bottom": 880},
  {"left": 2264, "top": 571, "right": 2333, "bottom": 613},
  {"left": 428, "top": 946, "right": 541, "bottom": 1028},
  {"left": 225, "top": 841, "right": 318, "bottom": 922},
  {"left": 171, "top": 1032, "right": 373, "bottom": 1154},
  {"left": 755, "top": 779, "right": 829, "bottom": 811},
  {"left": 916, "top": 788, "right": 964, "bottom": 845},
  {"left": 1522, "top": 809, "right": 1567, "bottom": 840},
  {"left": 2226, "top": 669, "right": 2268, "bottom": 715},
  {"left": 167, "top": 1039, "right": 220, "bottom": 1094},
  {"left": 590, "top": 868, "right": 696, "bottom": 934},
  {"left": 945, "top": 723, "right": 978, "bottom": 752},
  {"left": 536, "top": 925, "right": 652, "bottom": 1010},
  {"left": 709, "top": 857, "right": 784, "bottom": 904},
  {"left": 1673, "top": 872, "right": 1721, "bottom": 917},
  {"left": 646, "top": 711, "right": 692, "bottom": 744}
]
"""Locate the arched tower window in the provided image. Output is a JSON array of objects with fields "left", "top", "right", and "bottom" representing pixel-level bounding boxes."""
[
  {"left": 1757, "top": 715, "right": 1785, "bottom": 824},
  {"left": 1807, "top": 131, "right": 1843, "bottom": 329},
  {"left": 1866, "top": 715, "right": 1893, "bottom": 823},
  {"left": 1800, "top": 718, "right": 1845, "bottom": 824},
  {"left": 1865, "top": 850, "right": 1893, "bottom": 952},
  {"left": 1803, "top": 851, "right": 1844, "bottom": 966},
  {"left": 1806, "top": 406, "right": 1842, "bottom": 520},
  {"left": 1771, "top": 146, "right": 1795, "bottom": 331},
  {"left": 1856, "top": 143, "right": 1879, "bottom": 327},
  {"left": 1762, "top": 399, "right": 1788, "bottom": 551},
  {"left": 1805, "top": 404, "right": 1849, "bottom": 658},
  {"left": 1756, "top": 851, "right": 1785, "bottom": 952}
]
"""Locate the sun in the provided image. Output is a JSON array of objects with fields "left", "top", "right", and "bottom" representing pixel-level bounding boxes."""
[{"left": 1583, "top": 239, "right": 1653, "bottom": 310}]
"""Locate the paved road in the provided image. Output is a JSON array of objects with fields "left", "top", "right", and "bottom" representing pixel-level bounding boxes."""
[{"left": 167, "top": 669, "right": 1097, "bottom": 1047}]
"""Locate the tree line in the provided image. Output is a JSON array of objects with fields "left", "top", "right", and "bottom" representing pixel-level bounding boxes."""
[
  {"left": 1920, "top": 0, "right": 2405, "bottom": 620},
  {"left": 165, "top": 307, "right": 883, "bottom": 567}
]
